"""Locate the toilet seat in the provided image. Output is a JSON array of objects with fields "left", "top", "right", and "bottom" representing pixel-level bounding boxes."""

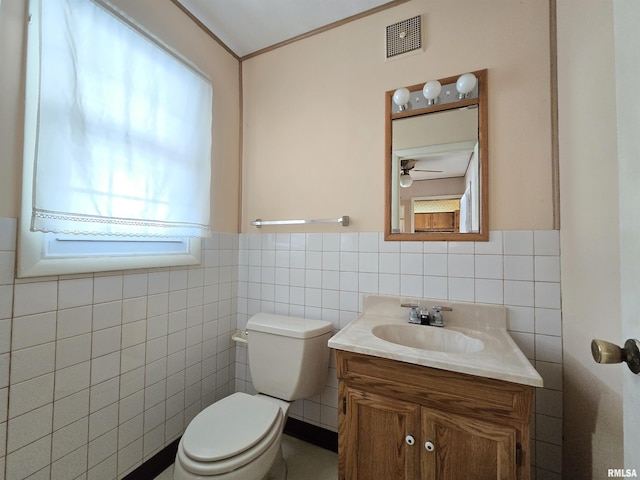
[{"left": 177, "top": 392, "right": 284, "bottom": 476}]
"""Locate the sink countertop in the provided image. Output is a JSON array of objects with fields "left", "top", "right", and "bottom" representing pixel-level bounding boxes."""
[{"left": 328, "top": 295, "right": 543, "bottom": 388}]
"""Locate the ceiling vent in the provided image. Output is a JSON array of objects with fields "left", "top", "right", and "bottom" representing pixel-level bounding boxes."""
[{"left": 386, "top": 15, "right": 422, "bottom": 58}]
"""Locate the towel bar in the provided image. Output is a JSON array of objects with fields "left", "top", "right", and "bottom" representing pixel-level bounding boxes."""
[{"left": 251, "top": 216, "right": 349, "bottom": 228}]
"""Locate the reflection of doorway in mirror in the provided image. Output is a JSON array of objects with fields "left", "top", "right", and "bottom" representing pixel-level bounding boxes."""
[{"left": 410, "top": 196, "right": 460, "bottom": 233}]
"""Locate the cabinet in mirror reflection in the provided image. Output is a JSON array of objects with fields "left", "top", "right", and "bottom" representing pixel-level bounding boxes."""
[{"left": 385, "top": 69, "right": 488, "bottom": 241}]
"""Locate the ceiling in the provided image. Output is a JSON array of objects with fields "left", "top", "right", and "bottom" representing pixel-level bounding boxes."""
[
  {"left": 175, "top": 0, "right": 400, "bottom": 58},
  {"left": 396, "top": 141, "right": 477, "bottom": 182}
]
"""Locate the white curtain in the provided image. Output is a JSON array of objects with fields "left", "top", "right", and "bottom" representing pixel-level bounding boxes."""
[{"left": 29, "top": 0, "right": 212, "bottom": 237}]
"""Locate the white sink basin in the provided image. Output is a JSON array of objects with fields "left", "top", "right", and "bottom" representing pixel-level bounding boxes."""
[
  {"left": 372, "top": 324, "right": 485, "bottom": 354},
  {"left": 327, "top": 295, "right": 544, "bottom": 387}
]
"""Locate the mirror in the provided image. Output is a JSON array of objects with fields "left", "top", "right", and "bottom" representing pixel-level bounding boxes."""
[{"left": 384, "top": 69, "right": 488, "bottom": 241}]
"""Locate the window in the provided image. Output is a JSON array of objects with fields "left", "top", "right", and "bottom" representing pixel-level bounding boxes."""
[{"left": 18, "top": 0, "right": 213, "bottom": 277}]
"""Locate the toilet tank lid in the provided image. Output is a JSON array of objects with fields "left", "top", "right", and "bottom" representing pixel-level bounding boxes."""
[{"left": 247, "top": 313, "right": 333, "bottom": 338}]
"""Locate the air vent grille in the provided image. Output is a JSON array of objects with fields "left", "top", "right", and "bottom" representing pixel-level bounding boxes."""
[{"left": 386, "top": 16, "right": 421, "bottom": 58}]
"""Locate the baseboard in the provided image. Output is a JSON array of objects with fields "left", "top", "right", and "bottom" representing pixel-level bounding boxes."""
[
  {"left": 123, "top": 419, "right": 337, "bottom": 479},
  {"left": 283, "top": 417, "right": 338, "bottom": 453},
  {"left": 123, "top": 438, "right": 180, "bottom": 480}
]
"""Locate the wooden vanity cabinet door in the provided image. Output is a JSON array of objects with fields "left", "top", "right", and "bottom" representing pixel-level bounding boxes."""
[
  {"left": 421, "top": 407, "right": 517, "bottom": 480},
  {"left": 339, "top": 387, "right": 421, "bottom": 480}
]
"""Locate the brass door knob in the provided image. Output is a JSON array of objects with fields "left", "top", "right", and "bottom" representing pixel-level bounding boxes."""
[{"left": 591, "top": 338, "right": 640, "bottom": 374}]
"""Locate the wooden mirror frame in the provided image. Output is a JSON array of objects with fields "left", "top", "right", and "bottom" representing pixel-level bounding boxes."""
[{"left": 384, "top": 69, "right": 488, "bottom": 241}]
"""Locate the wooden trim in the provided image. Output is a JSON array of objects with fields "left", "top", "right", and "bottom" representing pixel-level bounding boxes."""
[
  {"left": 549, "top": 0, "right": 560, "bottom": 230},
  {"left": 240, "top": 0, "right": 411, "bottom": 61},
  {"left": 238, "top": 60, "right": 244, "bottom": 233},
  {"left": 168, "top": 0, "right": 240, "bottom": 61},
  {"left": 384, "top": 87, "right": 393, "bottom": 241},
  {"left": 478, "top": 68, "right": 490, "bottom": 240},
  {"left": 171, "top": 0, "right": 410, "bottom": 62}
]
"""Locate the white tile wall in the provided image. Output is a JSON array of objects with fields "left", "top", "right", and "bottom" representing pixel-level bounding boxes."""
[
  {"left": 234, "top": 230, "right": 563, "bottom": 479},
  {"left": 0, "top": 219, "right": 562, "bottom": 479},
  {"left": 0, "top": 217, "right": 237, "bottom": 480}
]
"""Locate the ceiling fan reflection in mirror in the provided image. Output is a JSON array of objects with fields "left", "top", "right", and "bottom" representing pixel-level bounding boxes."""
[{"left": 399, "top": 159, "right": 443, "bottom": 188}]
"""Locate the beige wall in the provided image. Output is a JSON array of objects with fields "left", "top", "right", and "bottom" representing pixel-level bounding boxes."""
[
  {"left": 0, "top": 0, "right": 241, "bottom": 232},
  {"left": 0, "top": 0, "right": 24, "bottom": 218},
  {"left": 557, "top": 0, "right": 624, "bottom": 477},
  {"left": 241, "top": 0, "right": 553, "bottom": 233}
]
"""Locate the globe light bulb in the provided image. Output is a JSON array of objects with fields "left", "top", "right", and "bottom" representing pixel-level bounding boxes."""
[
  {"left": 392, "top": 88, "right": 410, "bottom": 111},
  {"left": 399, "top": 171, "right": 413, "bottom": 188},
  {"left": 456, "top": 73, "right": 477, "bottom": 98},
  {"left": 422, "top": 80, "right": 441, "bottom": 105}
]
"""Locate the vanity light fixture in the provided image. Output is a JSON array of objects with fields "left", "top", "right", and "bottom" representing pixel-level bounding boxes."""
[
  {"left": 399, "top": 170, "right": 413, "bottom": 188},
  {"left": 422, "top": 80, "right": 442, "bottom": 105},
  {"left": 455, "top": 73, "right": 477, "bottom": 99},
  {"left": 386, "top": 69, "right": 488, "bottom": 242},
  {"left": 392, "top": 87, "right": 410, "bottom": 111},
  {"left": 392, "top": 73, "right": 478, "bottom": 114}
]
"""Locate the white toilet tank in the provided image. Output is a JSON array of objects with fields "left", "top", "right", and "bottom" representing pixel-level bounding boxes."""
[{"left": 246, "top": 313, "right": 333, "bottom": 401}]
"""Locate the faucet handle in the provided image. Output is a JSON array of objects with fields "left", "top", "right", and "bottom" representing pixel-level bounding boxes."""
[
  {"left": 430, "top": 306, "right": 451, "bottom": 327},
  {"left": 432, "top": 306, "right": 452, "bottom": 312},
  {"left": 401, "top": 303, "right": 419, "bottom": 309}
]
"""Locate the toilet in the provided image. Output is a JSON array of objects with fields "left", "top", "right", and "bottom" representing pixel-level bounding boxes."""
[{"left": 174, "top": 312, "right": 334, "bottom": 480}]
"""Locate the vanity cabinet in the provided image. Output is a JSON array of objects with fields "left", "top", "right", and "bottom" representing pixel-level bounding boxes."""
[{"left": 336, "top": 350, "right": 534, "bottom": 480}]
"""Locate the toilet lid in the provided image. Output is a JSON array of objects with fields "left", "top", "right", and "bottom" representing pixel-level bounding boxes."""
[
  {"left": 182, "top": 392, "right": 282, "bottom": 462},
  {"left": 248, "top": 313, "right": 333, "bottom": 338}
]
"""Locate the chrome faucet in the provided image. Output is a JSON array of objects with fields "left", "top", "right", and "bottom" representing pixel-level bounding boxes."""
[
  {"left": 429, "top": 306, "right": 452, "bottom": 327},
  {"left": 401, "top": 303, "right": 452, "bottom": 327},
  {"left": 400, "top": 303, "right": 421, "bottom": 324}
]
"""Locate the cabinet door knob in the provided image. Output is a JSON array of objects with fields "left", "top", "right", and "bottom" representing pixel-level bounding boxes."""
[
  {"left": 405, "top": 435, "right": 415, "bottom": 445},
  {"left": 424, "top": 441, "right": 435, "bottom": 451}
]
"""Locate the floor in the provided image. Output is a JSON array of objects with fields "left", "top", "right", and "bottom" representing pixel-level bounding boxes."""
[{"left": 155, "top": 435, "right": 338, "bottom": 480}]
